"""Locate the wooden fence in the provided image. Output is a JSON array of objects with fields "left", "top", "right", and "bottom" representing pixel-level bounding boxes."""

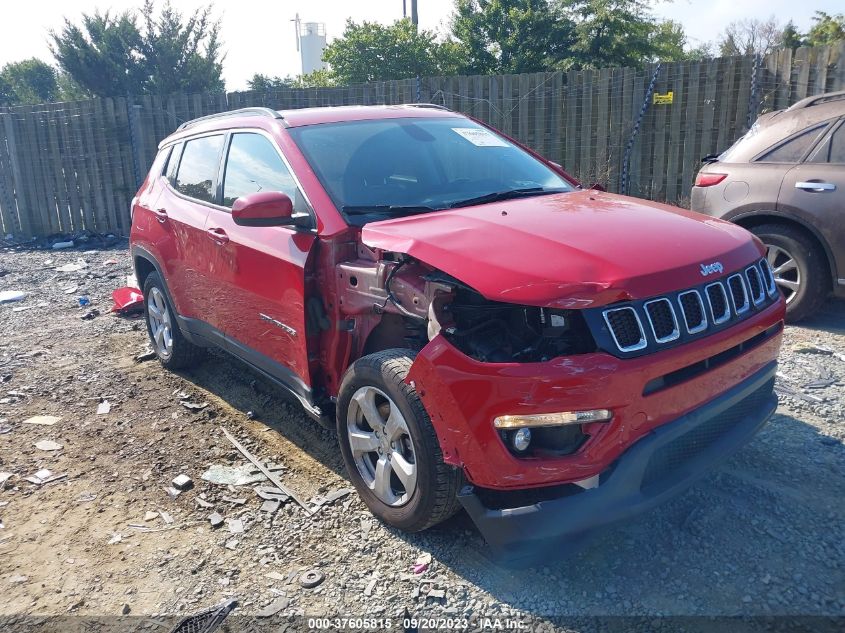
[{"left": 0, "top": 43, "right": 843, "bottom": 238}]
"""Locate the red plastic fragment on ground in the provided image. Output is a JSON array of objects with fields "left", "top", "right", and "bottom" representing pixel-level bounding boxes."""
[{"left": 111, "top": 287, "right": 144, "bottom": 314}]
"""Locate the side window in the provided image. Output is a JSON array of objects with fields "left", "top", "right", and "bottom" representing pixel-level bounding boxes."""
[
  {"left": 830, "top": 124, "right": 845, "bottom": 164},
  {"left": 757, "top": 125, "right": 826, "bottom": 163},
  {"left": 165, "top": 143, "right": 183, "bottom": 183},
  {"left": 222, "top": 133, "right": 300, "bottom": 208},
  {"left": 174, "top": 135, "right": 225, "bottom": 203}
]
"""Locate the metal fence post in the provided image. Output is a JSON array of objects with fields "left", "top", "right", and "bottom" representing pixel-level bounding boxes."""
[
  {"left": 747, "top": 53, "right": 762, "bottom": 130},
  {"left": 619, "top": 63, "right": 662, "bottom": 196},
  {"left": 126, "top": 100, "right": 144, "bottom": 189}
]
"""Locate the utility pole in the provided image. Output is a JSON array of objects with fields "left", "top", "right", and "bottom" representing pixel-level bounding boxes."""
[{"left": 411, "top": 0, "right": 418, "bottom": 27}]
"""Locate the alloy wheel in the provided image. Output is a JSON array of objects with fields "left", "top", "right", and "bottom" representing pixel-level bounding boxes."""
[
  {"left": 765, "top": 244, "right": 801, "bottom": 304},
  {"left": 147, "top": 286, "right": 174, "bottom": 359},
  {"left": 346, "top": 385, "right": 418, "bottom": 507}
]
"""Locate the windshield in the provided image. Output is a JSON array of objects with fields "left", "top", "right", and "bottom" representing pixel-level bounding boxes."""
[{"left": 287, "top": 117, "right": 574, "bottom": 225}]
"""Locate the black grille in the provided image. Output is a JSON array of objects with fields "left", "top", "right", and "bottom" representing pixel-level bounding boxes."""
[
  {"left": 759, "top": 260, "right": 775, "bottom": 295},
  {"left": 605, "top": 308, "right": 643, "bottom": 349},
  {"left": 679, "top": 291, "right": 705, "bottom": 332},
  {"left": 641, "top": 379, "right": 773, "bottom": 490},
  {"left": 746, "top": 267, "right": 763, "bottom": 303},
  {"left": 706, "top": 283, "right": 728, "bottom": 322},
  {"left": 728, "top": 275, "right": 748, "bottom": 313},
  {"left": 645, "top": 300, "right": 676, "bottom": 341}
]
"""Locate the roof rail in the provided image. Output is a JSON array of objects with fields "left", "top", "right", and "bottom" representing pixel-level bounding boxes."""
[
  {"left": 400, "top": 103, "right": 451, "bottom": 111},
  {"left": 786, "top": 90, "right": 845, "bottom": 111},
  {"left": 176, "top": 107, "right": 283, "bottom": 131}
]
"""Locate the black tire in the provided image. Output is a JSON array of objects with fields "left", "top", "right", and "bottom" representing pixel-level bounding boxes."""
[
  {"left": 750, "top": 223, "right": 828, "bottom": 323},
  {"left": 336, "top": 349, "right": 462, "bottom": 532},
  {"left": 142, "top": 271, "right": 205, "bottom": 370}
]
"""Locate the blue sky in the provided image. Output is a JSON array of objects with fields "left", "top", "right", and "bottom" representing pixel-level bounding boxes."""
[{"left": 0, "top": 0, "right": 842, "bottom": 90}]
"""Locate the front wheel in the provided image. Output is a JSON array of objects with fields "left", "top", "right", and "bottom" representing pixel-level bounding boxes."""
[
  {"left": 336, "top": 349, "right": 461, "bottom": 532},
  {"left": 142, "top": 272, "right": 205, "bottom": 370}
]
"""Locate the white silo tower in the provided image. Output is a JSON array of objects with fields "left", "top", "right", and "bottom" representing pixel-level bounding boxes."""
[{"left": 298, "top": 20, "right": 328, "bottom": 75}]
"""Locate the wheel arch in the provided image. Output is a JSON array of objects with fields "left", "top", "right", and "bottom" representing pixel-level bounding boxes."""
[{"left": 729, "top": 211, "right": 836, "bottom": 285}]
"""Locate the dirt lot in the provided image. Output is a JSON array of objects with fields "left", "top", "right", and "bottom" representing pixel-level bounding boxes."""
[{"left": 0, "top": 243, "right": 843, "bottom": 631}]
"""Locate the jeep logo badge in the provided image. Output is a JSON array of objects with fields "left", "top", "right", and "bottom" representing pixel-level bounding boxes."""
[{"left": 700, "top": 262, "right": 724, "bottom": 276}]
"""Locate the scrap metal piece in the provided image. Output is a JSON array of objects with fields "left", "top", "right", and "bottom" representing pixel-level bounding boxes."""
[
  {"left": 167, "top": 598, "right": 238, "bottom": 633},
  {"left": 219, "top": 427, "right": 312, "bottom": 515},
  {"left": 299, "top": 569, "right": 325, "bottom": 589}
]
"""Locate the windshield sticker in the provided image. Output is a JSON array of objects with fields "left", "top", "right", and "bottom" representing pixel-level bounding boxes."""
[{"left": 451, "top": 127, "right": 509, "bottom": 147}]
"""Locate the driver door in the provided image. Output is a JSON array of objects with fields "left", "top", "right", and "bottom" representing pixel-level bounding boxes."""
[{"left": 205, "top": 131, "right": 316, "bottom": 391}]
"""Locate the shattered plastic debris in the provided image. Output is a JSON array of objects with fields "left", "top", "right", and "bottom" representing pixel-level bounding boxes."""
[
  {"left": 23, "top": 415, "right": 61, "bottom": 426},
  {"left": 55, "top": 260, "right": 88, "bottom": 273},
  {"left": 111, "top": 287, "right": 144, "bottom": 314},
  {"left": 256, "top": 596, "right": 289, "bottom": 618},
  {"left": 172, "top": 474, "right": 193, "bottom": 490},
  {"left": 0, "top": 472, "right": 14, "bottom": 486},
  {"left": 34, "top": 440, "right": 63, "bottom": 451},
  {"left": 181, "top": 401, "right": 209, "bottom": 411},
  {"left": 0, "top": 291, "right": 26, "bottom": 303},
  {"left": 107, "top": 533, "right": 122, "bottom": 545},
  {"left": 96, "top": 400, "right": 111, "bottom": 415},
  {"left": 52, "top": 241, "right": 74, "bottom": 250},
  {"left": 201, "top": 464, "right": 267, "bottom": 487},
  {"left": 413, "top": 552, "right": 432, "bottom": 574}
]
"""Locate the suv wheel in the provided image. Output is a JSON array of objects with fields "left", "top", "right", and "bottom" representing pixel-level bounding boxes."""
[
  {"left": 751, "top": 223, "right": 828, "bottom": 322},
  {"left": 336, "top": 349, "right": 461, "bottom": 532},
  {"left": 142, "top": 272, "right": 205, "bottom": 369}
]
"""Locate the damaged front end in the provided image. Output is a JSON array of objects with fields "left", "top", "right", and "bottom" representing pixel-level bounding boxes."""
[
  {"left": 336, "top": 247, "right": 597, "bottom": 365},
  {"left": 335, "top": 248, "right": 601, "bottom": 462}
]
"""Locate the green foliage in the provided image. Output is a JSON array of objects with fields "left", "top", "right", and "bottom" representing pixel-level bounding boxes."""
[
  {"left": 50, "top": 1, "right": 224, "bottom": 98},
  {"left": 780, "top": 21, "right": 805, "bottom": 50},
  {"left": 0, "top": 58, "right": 60, "bottom": 105},
  {"left": 562, "top": 0, "right": 657, "bottom": 69},
  {"left": 322, "top": 19, "right": 457, "bottom": 84},
  {"left": 247, "top": 69, "right": 337, "bottom": 91},
  {"left": 450, "top": 0, "right": 573, "bottom": 74},
  {"left": 805, "top": 11, "right": 845, "bottom": 47},
  {"left": 247, "top": 74, "right": 291, "bottom": 91}
]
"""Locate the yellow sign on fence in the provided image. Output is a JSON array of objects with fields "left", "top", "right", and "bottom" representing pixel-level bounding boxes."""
[{"left": 653, "top": 91, "right": 674, "bottom": 105}]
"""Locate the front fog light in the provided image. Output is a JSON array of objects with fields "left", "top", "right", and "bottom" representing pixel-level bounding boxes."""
[
  {"left": 512, "top": 428, "right": 532, "bottom": 452},
  {"left": 494, "top": 409, "right": 612, "bottom": 429}
]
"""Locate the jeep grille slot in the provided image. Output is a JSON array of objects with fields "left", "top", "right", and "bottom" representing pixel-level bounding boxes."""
[
  {"left": 644, "top": 298, "right": 680, "bottom": 343},
  {"left": 705, "top": 282, "right": 730, "bottom": 325},
  {"left": 745, "top": 266, "right": 765, "bottom": 305},
  {"left": 759, "top": 258, "right": 777, "bottom": 296},
  {"left": 678, "top": 290, "right": 707, "bottom": 334},
  {"left": 728, "top": 274, "right": 750, "bottom": 315},
  {"left": 603, "top": 307, "right": 647, "bottom": 351}
]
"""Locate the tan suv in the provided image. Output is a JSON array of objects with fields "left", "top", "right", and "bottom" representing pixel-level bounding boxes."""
[{"left": 691, "top": 90, "right": 845, "bottom": 321}]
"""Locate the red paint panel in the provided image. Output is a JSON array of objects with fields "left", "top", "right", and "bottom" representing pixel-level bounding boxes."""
[{"left": 362, "top": 190, "right": 764, "bottom": 308}]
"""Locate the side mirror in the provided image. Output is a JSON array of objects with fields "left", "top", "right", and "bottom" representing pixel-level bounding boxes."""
[{"left": 232, "top": 191, "right": 301, "bottom": 227}]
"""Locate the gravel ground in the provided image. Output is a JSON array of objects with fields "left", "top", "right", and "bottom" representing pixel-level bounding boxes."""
[{"left": 0, "top": 243, "right": 843, "bottom": 632}]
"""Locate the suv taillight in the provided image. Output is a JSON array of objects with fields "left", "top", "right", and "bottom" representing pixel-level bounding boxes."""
[{"left": 694, "top": 172, "right": 727, "bottom": 187}]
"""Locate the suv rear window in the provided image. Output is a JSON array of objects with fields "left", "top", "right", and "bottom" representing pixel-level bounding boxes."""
[
  {"left": 757, "top": 125, "right": 826, "bottom": 163},
  {"left": 174, "top": 135, "right": 225, "bottom": 203}
]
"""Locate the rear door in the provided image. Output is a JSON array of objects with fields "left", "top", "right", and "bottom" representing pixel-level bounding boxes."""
[
  {"left": 777, "top": 119, "right": 845, "bottom": 284},
  {"left": 155, "top": 134, "right": 226, "bottom": 321},
  {"left": 204, "top": 131, "right": 316, "bottom": 391}
]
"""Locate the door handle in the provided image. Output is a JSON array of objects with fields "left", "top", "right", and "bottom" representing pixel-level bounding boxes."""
[
  {"left": 795, "top": 181, "right": 836, "bottom": 192},
  {"left": 206, "top": 227, "right": 229, "bottom": 245},
  {"left": 151, "top": 207, "right": 168, "bottom": 222}
]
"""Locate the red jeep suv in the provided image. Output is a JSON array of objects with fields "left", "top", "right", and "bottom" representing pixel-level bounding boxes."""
[{"left": 130, "top": 105, "right": 785, "bottom": 563}]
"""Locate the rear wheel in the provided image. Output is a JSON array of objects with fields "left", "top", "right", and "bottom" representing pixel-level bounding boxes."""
[
  {"left": 336, "top": 349, "right": 461, "bottom": 532},
  {"left": 750, "top": 223, "right": 828, "bottom": 323},
  {"left": 142, "top": 272, "right": 205, "bottom": 369}
]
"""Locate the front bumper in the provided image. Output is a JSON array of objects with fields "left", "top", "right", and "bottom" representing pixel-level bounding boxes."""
[{"left": 458, "top": 361, "right": 778, "bottom": 565}]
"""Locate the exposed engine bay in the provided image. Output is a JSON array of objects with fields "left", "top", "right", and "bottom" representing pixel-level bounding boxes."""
[{"left": 336, "top": 249, "right": 596, "bottom": 363}]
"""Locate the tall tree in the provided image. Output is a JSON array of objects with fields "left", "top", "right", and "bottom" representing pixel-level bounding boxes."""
[
  {"left": 0, "top": 58, "right": 60, "bottom": 105},
  {"left": 450, "top": 0, "right": 573, "bottom": 75},
  {"left": 780, "top": 21, "right": 805, "bottom": 49},
  {"left": 562, "top": 0, "right": 658, "bottom": 69},
  {"left": 805, "top": 11, "right": 845, "bottom": 47},
  {"left": 717, "top": 17, "right": 782, "bottom": 57},
  {"left": 323, "top": 19, "right": 457, "bottom": 84},
  {"left": 138, "top": 0, "right": 224, "bottom": 95},
  {"left": 50, "top": 10, "right": 145, "bottom": 97},
  {"left": 51, "top": 1, "right": 225, "bottom": 97}
]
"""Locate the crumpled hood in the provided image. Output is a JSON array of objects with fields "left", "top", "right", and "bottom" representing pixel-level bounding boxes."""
[{"left": 361, "top": 190, "right": 763, "bottom": 308}]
